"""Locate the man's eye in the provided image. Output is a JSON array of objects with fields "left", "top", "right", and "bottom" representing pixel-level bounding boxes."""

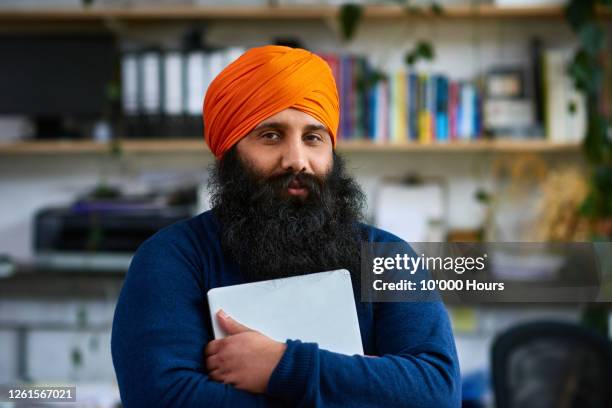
[
  {"left": 261, "top": 132, "right": 280, "bottom": 140},
  {"left": 305, "top": 134, "right": 323, "bottom": 142}
]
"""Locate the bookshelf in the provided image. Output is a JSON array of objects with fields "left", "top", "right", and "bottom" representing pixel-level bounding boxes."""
[
  {"left": 0, "top": 139, "right": 581, "bottom": 155},
  {"left": 0, "top": 3, "right": 603, "bottom": 155},
  {"left": 0, "top": 4, "right": 609, "bottom": 24}
]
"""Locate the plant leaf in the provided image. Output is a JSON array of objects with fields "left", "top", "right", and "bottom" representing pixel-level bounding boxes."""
[
  {"left": 583, "top": 113, "right": 610, "bottom": 163},
  {"left": 578, "top": 23, "right": 604, "bottom": 56},
  {"left": 431, "top": 2, "right": 444, "bottom": 16},
  {"left": 405, "top": 52, "right": 416, "bottom": 66},
  {"left": 415, "top": 41, "right": 435, "bottom": 60},
  {"left": 579, "top": 190, "right": 597, "bottom": 216},
  {"left": 564, "top": 0, "right": 596, "bottom": 31},
  {"left": 594, "top": 164, "right": 612, "bottom": 193},
  {"left": 475, "top": 189, "right": 491, "bottom": 204},
  {"left": 338, "top": 3, "right": 363, "bottom": 41},
  {"left": 568, "top": 50, "right": 602, "bottom": 95}
]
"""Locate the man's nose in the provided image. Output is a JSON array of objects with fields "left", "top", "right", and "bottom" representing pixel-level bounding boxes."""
[{"left": 280, "top": 138, "right": 308, "bottom": 173}]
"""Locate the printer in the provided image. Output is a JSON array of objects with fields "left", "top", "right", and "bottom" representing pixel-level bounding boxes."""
[{"left": 33, "top": 186, "right": 197, "bottom": 272}]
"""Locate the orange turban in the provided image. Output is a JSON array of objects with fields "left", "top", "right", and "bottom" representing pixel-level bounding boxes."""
[{"left": 203, "top": 45, "right": 339, "bottom": 158}]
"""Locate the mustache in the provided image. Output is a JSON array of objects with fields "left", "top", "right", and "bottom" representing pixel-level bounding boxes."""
[{"left": 262, "top": 171, "right": 323, "bottom": 196}]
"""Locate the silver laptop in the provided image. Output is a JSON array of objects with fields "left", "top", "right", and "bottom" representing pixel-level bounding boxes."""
[{"left": 207, "top": 269, "right": 363, "bottom": 356}]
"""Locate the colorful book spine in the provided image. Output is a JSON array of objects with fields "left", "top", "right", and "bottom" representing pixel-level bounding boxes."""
[
  {"left": 314, "top": 51, "right": 484, "bottom": 143},
  {"left": 338, "top": 55, "right": 350, "bottom": 140},
  {"left": 449, "top": 81, "right": 459, "bottom": 140},
  {"left": 435, "top": 75, "right": 449, "bottom": 142},
  {"left": 391, "top": 71, "right": 407, "bottom": 142},
  {"left": 376, "top": 78, "right": 389, "bottom": 142},
  {"left": 418, "top": 74, "right": 432, "bottom": 143},
  {"left": 408, "top": 72, "right": 419, "bottom": 141},
  {"left": 428, "top": 75, "right": 436, "bottom": 140}
]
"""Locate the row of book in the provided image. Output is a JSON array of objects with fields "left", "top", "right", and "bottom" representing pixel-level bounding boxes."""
[
  {"left": 320, "top": 50, "right": 593, "bottom": 143},
  {"left": 120, "top": 47, "right": 595, "bottom": 143},
  {"left": 322, "top": 51, "right": 590, "bottom": 144},
  {"left": 321, "top": 52, "right": 482, "bottom": 142},
  {"left": 120, "top": 48, "right": 483, "bottom": 141},
  {"left": 121, "top": 47, "right": 245, "bottom": 118}
]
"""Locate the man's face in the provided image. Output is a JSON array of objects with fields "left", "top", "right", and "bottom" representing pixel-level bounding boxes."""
[
  {"left": 209, "top": 124, "right": 365, "bottom": 283},
  {"left": 235, "top": 108, "right": 334, "bottom": 200}
]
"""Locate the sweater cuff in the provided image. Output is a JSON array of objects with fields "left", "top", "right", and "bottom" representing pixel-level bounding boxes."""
[{"left": 266, "top": 339, "right": 317, "bottom": 403}]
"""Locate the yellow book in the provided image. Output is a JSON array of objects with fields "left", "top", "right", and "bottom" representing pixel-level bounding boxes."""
[
  {"left": 395, "top": 71, "right": 407, "bottom": 143},
  {"left": 419, "top": 111, "right": 431, "bottom": 143}
]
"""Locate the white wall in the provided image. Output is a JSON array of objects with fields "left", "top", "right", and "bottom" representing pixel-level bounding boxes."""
[{"left": 0, "top": 150, "right": 583, "bottom": 260}]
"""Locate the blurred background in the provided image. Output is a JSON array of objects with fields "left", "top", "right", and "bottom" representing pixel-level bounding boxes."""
[{"left": 0, "top": 0, "right": 611, "bottom": 407}]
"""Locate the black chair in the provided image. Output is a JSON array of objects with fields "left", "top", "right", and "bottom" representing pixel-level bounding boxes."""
[{"left": 491, "top": 320, "right": 612, "bottom": 408}]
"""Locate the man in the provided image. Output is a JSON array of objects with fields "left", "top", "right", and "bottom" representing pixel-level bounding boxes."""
[{"left": 111, "top": 45, "right": 460, "bottom": 407}]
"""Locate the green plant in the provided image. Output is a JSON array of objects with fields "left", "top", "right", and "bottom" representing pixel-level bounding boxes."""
[
  {"left": 564, "top": 0, "right": 612, "bottom": 336},
  {"left": 339, "top": 1, "right": 442, "bottom": 67},
  {"left": 565, "top": 0, "right": 612, "bottom": 240}
]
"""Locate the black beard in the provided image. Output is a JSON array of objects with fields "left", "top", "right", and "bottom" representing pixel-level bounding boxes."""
[{"left": 208, "top": 146, "right": 366, "bottom": 284}]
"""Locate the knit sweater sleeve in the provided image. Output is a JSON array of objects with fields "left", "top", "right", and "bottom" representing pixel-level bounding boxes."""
[
  {"left": 111, "top": 224, "right": 284, "bottom": 408},
  {"left": 266, "top": 299, "right": 461, "bottom": 407}
]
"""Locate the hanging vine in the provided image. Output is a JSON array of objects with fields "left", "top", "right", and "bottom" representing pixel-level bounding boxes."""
[{"left": 565, "top": 0, "right": 612, "bottom": 239}]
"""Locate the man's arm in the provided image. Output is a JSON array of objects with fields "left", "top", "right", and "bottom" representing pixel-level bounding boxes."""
[
  {"left": 205, "top": 235, "right": 461, "bottom": 407},
  {"left": 110, "top": 230, "right": 283, "bottom": 407},
  {"left": 205, "top": 299, "right": 461, "bottom": 407},
  {"left": 266, "top": 300, "right": 461, "bottom": 407}
]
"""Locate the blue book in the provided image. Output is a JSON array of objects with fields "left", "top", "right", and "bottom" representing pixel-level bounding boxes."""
[
  {"left": 408, "top": 72, "right": 418, "bottom": 141},
  {"left": 435, "top": 75, "right": 449, "bottom": 142},
  {"left": 473, "top": 87, "right": 481, "bottom": 138},
  {"left": 364, "top": 62, "right": 377, "bottom": 140}
]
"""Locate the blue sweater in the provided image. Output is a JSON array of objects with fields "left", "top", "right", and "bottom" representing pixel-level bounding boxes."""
[{"left": 111, "top": 210, "right": 461, "bottom": 407}]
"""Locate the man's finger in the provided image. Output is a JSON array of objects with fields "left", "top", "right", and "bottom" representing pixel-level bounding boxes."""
[
  {"left": 206, "top": 354, "right": 221, "bottom": 372},
  {"left": 208, "top": 368, "right": 223, "bottom": 382},
  {"left": 217, "top": 309, "right": 252, "bottom": 335},
  {"left": 205, "top": 339, "right": 223, "bottom": 356}
]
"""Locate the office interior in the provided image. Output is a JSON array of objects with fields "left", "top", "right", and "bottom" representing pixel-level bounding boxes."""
[{"left": 0, "top": 0, "right": 611, "bottom": 407}]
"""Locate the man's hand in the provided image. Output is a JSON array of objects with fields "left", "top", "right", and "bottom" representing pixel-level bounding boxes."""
[{"left": 205, "top": 310, "right": 287, "bottom": 394}]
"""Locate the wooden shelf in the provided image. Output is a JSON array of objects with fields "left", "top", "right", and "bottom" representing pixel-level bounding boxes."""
[
  {"left": 0, "top": 139, "right": 204, "bottom": 154},
  {"left": 0, "top": 139, "right": 581, "bottom": 155},
  {"left": 337, "top": 139, "right": 581, "bottom": 153},
  {"left": 0, "top": 4, "right": 609, "bottom": 23}
]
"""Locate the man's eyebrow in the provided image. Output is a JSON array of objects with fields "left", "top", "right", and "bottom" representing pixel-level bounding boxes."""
[
  {"left": 303, "top": 124, "right": 329, "bottom": 133},
  {"left": 252, "top": 121, "right": 288, "bottom": 131},
  {"left": 252, "top": 122, "right": 329, "bottom": 133}
]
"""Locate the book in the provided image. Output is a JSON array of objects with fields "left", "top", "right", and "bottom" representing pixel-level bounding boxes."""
[
  {"left": 163, "top": 51, "right": 184, "bottom": 116},
  {"left": 449, "top": 81, "right": 459, "bottom": 140},
  {"left": 186, "top": 50, "right": 205, "bottom": 116},
  {"left": 408, "top": 72, "right": 419, "bottom": 141},
  {"left": 390, "top": 70, "right": 407, "bottom": 143},
  {"left": 141, "top": 50, "right": 162, "bottom": 115},
  {"left": 121, "top": 52, "right": 139, "bottom": 116},
  {"left": 418, "top": 74, "right": 432, "bottom": 143},
  {"left": 435, "top": 75, "right": 449, "bottom": 142}
]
